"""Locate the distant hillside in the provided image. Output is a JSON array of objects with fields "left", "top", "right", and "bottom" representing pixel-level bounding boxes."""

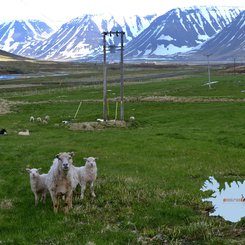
[
  {"left": 0, "top": 49, "right": 28, "bottom": 61},
  {"left": 0, "top": 49, "right": 35, "bottom": 74}
]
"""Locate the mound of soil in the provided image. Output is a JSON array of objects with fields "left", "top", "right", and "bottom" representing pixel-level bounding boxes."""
[{"left": 69, "top": 120, "right": 127, "bottom": 131}]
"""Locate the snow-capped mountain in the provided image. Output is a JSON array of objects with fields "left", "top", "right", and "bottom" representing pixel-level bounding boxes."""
[
  {"left": 189, "top": 10, "right": 245, "bottom": 60},
  {"left": 0, "top": 6, "right": 243, "bottom": 61},
  {"left": 124, "top": 6, "right": 241, "bottom": 59},
  {"left": 0, "top": 20, "right": 53, "bottom": 57},
  {"left": 33, "top": 15, "right": 101, "bottom": 60},
  {"left": 33, "top": 14, "right": 156, "bottom": 60}
]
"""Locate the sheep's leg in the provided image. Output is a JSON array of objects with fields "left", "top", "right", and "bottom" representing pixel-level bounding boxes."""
[
  {"left": 90, "top": 182, "right": 96, "bottom": 198},
  {"left": 64, "top": 192, "right": 73, "bottom": 213},
  {"left": 34, "top": 193, "right": 39, "bottom": 206},
  {"left": 53, "top": 197, "right": 59, "bottom": 213},
  {"left": 51, "top": 193, "right": 59, "bottom": 213},
  {"left": 42, "top": 191, "right": 47, "bottom": 204},
  {"left": 80, "top": 181, "right": 86, "bottom": 200},
  {"left": 64, "top": 195, "right": 69, "bottom": 213}
]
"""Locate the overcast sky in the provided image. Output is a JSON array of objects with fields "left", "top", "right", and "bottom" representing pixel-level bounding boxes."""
[{"left": 1, "top": 0, "right": 244, "bottom": 29}]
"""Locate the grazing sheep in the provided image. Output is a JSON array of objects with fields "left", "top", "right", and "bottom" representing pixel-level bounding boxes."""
[
  {"left": 36, "top": 117, "right": 42, "bottom": 123},
  {"left": 42, "top": 119, "right": 48, "bottom": 124},
  {"left": 30, "top": 116, "right": 35, "bottom": 122},
  {"left": 0, "top": 128, "right": 7, "bottom": 135},
  {"left": 44, "top": 115, "right": 50, "bottom": 121},
  {"left": 26, "top": 168, "right": 48, "bottom": 206},
  {"left": 46, "top": 152, "right": 77, "bottom": 213},
  {"left": 75, "top": 157, "right": 98, "bottom": 200},
  {"left": 18, "top": 129, "right": 30, "bottom": 136}
]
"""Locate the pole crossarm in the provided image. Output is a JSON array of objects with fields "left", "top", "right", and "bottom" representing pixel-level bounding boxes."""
[{"left": 102, "top": 31, "right": 125, "bottom": 37}]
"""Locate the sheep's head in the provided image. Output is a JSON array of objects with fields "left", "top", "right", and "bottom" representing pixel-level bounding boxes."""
[
  {"left": 84, "top": 157, "right": 97, "bottom": 168},
  {"left": 26, "top": 168, "right": 41, "bottom": 178},
  {"left": 56, "top": 152, "right": 74, "bottom": 171}
]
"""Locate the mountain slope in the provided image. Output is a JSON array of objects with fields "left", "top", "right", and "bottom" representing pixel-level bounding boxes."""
[
  {"left": 0, "top": 20, "right": 53, "bottom": 57},
  {"left": 34, "top": 14, "right": 156, "bottom": 60},
  {"left": 34, "top": 15, "right": 102, "bottom": 60},
  {"left": 124, "top": 6, "right": 241, "bottom": 59},
  {"left": 189, "top": 10, "right": 245, "bottom": 60}
]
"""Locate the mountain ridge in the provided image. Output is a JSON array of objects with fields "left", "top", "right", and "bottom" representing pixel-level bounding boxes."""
[{"left": 0, "top": 6, "right": 243, "bottom": 62}]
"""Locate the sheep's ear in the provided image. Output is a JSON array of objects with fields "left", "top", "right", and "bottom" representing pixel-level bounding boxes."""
[
  {"left": 26, "top": 168, "right": 31, "bottom": 173},
  {"left": 95, "top": 157, "right": 99, "bottom": 160},
  {"left": 37, "top": 168, "right": 42, "bottom": 173},
  {"left": 83, "top": 157, "right": 88, "bottom": 161},
  {"left": 55, "top": 154, "right": 60, "bottom": 159},
  {"left": 69, "top": 152, "right": 75, "bottom": 157}
]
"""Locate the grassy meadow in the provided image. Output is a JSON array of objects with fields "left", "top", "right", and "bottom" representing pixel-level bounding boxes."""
[{"left": 1, "top": 61, "right": 245, "bottom": 244}]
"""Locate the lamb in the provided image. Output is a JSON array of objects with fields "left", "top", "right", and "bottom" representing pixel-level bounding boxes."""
[
  {"left": 44, "top": 115, "right": 50, "bottom": 121},
  {"left": 75, "top": 157, "right": 98, "bottom": 200},
  {"left": 18, "top": 129, "right": 30, "bottom": 136},
  {"left": 46, "top": 152, "right": 77, "bottom": 213},
  {"left": 42, "top": 119, "right": 48, "bottom": 124},
  {"left": 26, "top": 168, "right": 48, "bottom": 206},
  {"left": 30, "top": 116, "right": 35, "bottom": 122},
  {"left": 36, "top": 117, "right": 42, "bottom": 123}
]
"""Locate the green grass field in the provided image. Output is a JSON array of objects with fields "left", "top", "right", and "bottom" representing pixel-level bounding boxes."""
[{"left": 1, "top": 62, "right": 245, "bottom": 244}]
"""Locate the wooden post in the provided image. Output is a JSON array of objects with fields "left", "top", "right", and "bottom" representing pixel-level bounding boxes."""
[
  {"left": 115, "top": 101, "right": 118, "bottom": 121},
  {"left": 74, "top": 101, "right": 82, "bottom": 119},
  {"left": 103, "top": 32, "right": 108, "bottom": 121},
  {"left": 207, "top": 54, "right": 211, "bottom": 89},
  {"left": 120, "top": 32, "right": 125, "bottom": 121}
]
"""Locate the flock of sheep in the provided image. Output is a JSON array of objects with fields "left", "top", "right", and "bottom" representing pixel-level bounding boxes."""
[
  {"left": 0, "top": 116, "right": 51, "bottom": 137},
  {"left": 26, "top": 152, "right": 97, "bottom": 213},
  {"left": 30, "top": 115, "right": 50, "bottom": 124}
]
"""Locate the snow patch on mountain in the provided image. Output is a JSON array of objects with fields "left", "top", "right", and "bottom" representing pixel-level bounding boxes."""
[
  {"left": 0, "top": 20, "right": 53, "bottom": 57},
  {"left": 125, "top": 6, "right": 241, "bottom": 60}
]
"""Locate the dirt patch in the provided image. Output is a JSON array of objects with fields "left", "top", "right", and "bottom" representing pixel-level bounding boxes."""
[
  {"left": 0, "top": 84, "right": 42, "bottom": 89},
  {"left": 0, "top": 99, "right": 12, "bottom": 114},
  {"left": 136, "top": 96, "right": 245, "bottom": 103},
  {"left": 0, "top": 99, "right": 27, "bottom": 115},
  {"left": 70, "top": 120, "right": 127, "bottom": 131}
]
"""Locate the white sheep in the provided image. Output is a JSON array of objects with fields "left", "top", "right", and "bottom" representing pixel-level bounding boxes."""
[
  {"left": 18, "top": 129, "right": 30, "bottom": 136},
  {"left": 46, "top": 152, "right": 77, "bottom": 213},
  {"left": 30, "top": 116, "right": 35, "bottom": 122},
  {"left": 42, "top": 119, "right": 48, "bottom": 124},
  {"left": 26, "top": 168, "right": 48, "bottom": 206},
  {"left": 44, "top": 115, "right": 50, "bottom": 121},
  {"left": 36, "top": 117, "right": 42, "bottom": 123},
  {"left": 75, "top": 157, "right": 98, "bottom": 200}
]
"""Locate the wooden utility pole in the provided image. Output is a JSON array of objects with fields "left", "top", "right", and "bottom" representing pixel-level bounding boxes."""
[
  {"left": 206, "top": 54, "right": 212, "bottom": 89},
  {"left": 120, "top": 31, "right": 125, "bottom": 121},
  {"left": 102, "top": 31, "right": 125, "bottom": 121},
  {"left": 103, "top": 32, "right": 108, "bottom": 121}
]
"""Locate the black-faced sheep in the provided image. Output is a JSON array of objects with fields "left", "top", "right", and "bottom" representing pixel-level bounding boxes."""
[{"left": 0, "top": 128, "right": 7, "bottom": 135}]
